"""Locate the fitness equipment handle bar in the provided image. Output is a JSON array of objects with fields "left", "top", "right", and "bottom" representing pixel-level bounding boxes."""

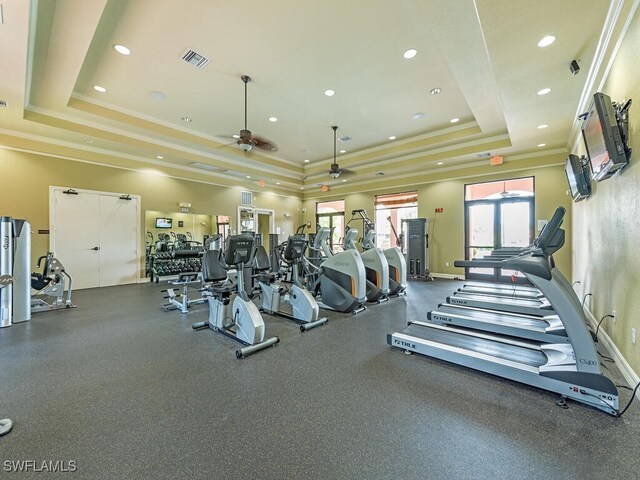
[{"left": 454, "top": 259, "right": 505, "bottom": 269}]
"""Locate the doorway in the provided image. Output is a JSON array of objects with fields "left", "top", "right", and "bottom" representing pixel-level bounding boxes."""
[
  {"left": 236, "top": 206, "right": 274, "bottom": 248},
  {"left": 316, "top": 200, "right": 345, "bottom": 250},
  {"left": 464, "top": 178, "right": 534, "bottom": 282},
  {"left": 257, "top": 213, "right": 271, "bottom": 252},
  {"left": 50, "top": 186, "right": 141, "bottom": 289}
]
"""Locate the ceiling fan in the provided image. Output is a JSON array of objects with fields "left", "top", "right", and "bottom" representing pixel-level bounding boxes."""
[
  {"left": 328, "top": 126, "right": 354, "bottom": 179},
  {"left": 234, "top": 75, "right": 277, "bottom": 153}
]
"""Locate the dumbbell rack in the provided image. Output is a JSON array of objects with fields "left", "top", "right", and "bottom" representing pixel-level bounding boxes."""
[{"left": 149, "top": 251, "right": 203, "bottom": 284}]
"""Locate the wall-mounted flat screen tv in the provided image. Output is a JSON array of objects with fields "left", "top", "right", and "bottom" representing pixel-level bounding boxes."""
[
  {"left": 155, "top": 217, "right": 172, "bottom": 229},
  {"left": 565, "top": 154, "right": 591, "bottom": 202},
  {"left": 581, "top": 92, "right": 629, "bottom": 181}
]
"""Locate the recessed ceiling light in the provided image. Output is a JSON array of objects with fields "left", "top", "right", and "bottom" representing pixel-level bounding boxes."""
[
  {"left": 324, "top": 89, "right": 335, "bottom": 97},
  {"left": 537, "top": 143, "right": 546, "bottom": 147},
  {"left": 413, "top": 112, "right": 425, "bottom": 120},
  {"left": 430, "top": 87, "right": 441, "bottom": 95},
  {"left": 246, "top": 175, "right": 251, "bottom": 179},
  {"left": 388, "top": 136, "right": 396, "bottom": 140},
  {"left": 437, "top": 161, "right": 444, "bottom": 165},
  {"left": 342, "top": 179, "right": 347, "bottom": 182},
  {"left": 537, "top": 88, "right": 551, "bottom": 96},
  {"left": 232, "top": 134, "right": 240, "bottom": 139},
  {"left": 450, "top": 117, "right": 460, "bottom": 123},
  {"left": 304, "top": 159, "right": 310, "bottom": 163},
  {"left": 300, "top": 187, "right": 304, "bottom": 190},
  {"left": 403, "top": 48, "right": 417, "bottom": 59},
  {"left": 181, "top": 116, "right": 192, "bottom": 122},
  {"left": 268, "top": 116, "right": 278, "bottom": 122},
  {"left": 537, "top": 124, "right": 549, "bottom": 129},
  {"left": 537, "top": 35, "right": 556, "bottom": 48},
  {"left": 340, "top": 149, "right": 346, "bottom": 153},
  {"left": 156, "top": 155, "right": 164, "bottom": 159},
  {"left": 113, "top": 44, "right": 131, "bottom": 55},
  {"left": 93, "top": 85, "right": 107, "bottom": 93},
  {"left": 276, "top": 182, "right": 281, "bottom": 185},
  {"left": 149, "top": 91, "right": 167, "bottom": 101}
]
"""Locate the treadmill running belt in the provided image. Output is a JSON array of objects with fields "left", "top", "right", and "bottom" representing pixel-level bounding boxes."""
[
  {"left": 434, "top": 305, "right": 550, "bottom": 330},
  {"left": 401, "top": 323, "right": 548, "bottom": 367}
]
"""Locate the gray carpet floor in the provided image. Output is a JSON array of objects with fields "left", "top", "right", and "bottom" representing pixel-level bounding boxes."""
[{"left": 1, "top": 279, "right": 639, "bottom": 479}]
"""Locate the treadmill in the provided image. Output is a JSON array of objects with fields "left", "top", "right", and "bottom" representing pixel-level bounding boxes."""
[
  {"left": 427, "top": 303, "right": 567, "bottom": 343},
  {"left": 456, "top": 215, "right": 563, "bottom": 299},
  {"left": 447, "top": 291, "right": 554, "bottom": 316},
  {"left": 431, "top": 208, "right": 570, "bottom": 343},
  {"left": 458, "top": 282, "right": 543, "bottom": 300},
  {"left": 388, "top": 208, "right": 619, "bottom": 415}
]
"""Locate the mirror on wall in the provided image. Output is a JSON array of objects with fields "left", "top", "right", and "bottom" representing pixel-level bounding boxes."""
[
  {"left": 145, "top": 210, "right": 218, "bottom": 246},
  {"left": 144, "top": 211, "right": 223, "bottom": 277},
  {"left": 239, "top": 208, "right": 255, "bottom": 233}
]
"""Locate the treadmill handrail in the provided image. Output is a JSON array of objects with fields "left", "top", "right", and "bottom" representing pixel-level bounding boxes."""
[
  {"left": 454, "top": 259, "right": 505, "bottom": 269},
  {"left": 456, "top": 251, "right": 552, "bottom": 280}
]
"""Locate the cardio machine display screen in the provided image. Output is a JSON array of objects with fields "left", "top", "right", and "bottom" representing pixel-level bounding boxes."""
[{"left": 155, "top": 217, "right": 172, "bottom": 229}]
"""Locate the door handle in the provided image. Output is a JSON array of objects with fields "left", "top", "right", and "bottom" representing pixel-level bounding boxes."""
[{"left": 91, "top": 246, "right": 100, "bottom": 251}]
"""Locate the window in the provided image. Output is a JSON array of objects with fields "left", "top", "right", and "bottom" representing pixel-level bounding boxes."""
[
  {"left": 464, "top": 177, "right": 535, "bottom": 282},
  {"left": 316, "top": 200, "right": 345, "bottom": 250},
  {"left": 374, "top": 191, "right": 418, "bottom": 249}
]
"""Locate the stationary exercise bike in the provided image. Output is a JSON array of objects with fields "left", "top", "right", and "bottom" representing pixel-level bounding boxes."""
[
  {"left": 192, "top": 235, "right": 279, "bottom": 358},
  {"left": 0, "top": 275, "right": 13, "bottom": 436},
  {"left": 255, "top": 236, "right": 328, "bottom": 332}
]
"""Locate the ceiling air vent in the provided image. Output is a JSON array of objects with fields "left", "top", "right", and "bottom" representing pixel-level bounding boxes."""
[
  {"left": 240, "top": 191, "right": 253, "bottom": 206},
  {"left": 476, "top": 152, "right": 491, "bottom": 158},
  {"left": 189, "top": 162, "right": 218, "bottom": 172},
  {"left": 338, "top": 135, "right": 352, "bottom": 142},
  {"left": 0, "top": 99, "right": 8, "bottom": 108},
  {"left": 181, "top": 49, "right": 210, "bottom": 69}
]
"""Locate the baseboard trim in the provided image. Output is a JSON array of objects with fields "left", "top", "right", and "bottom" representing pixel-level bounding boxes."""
[
  {"left": 584, "top": 307, "right": 639, "bottom": 397},
  {"left": 430, "top": 273, "right": 466, "bottom": 280}
]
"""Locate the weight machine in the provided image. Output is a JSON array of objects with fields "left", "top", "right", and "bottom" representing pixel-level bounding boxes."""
[{"left": 30, "top": 252, "right": 76, "bottom": 313}]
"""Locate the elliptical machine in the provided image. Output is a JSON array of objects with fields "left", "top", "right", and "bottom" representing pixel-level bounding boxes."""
[
  {"left": 255, "top": 236, "right": 328, "bottom": 331},
  {"left": 192, "top": 235, "right": 279, "bottom": 358},
  {"left": 343, "top": 228, "right": 389, "bottom": 303},
  {"left": 349, "top": 210, "right": 406, "bottom": 297},
  {"left": 302, "top": 227, "right": 366, "bottom": 314}
]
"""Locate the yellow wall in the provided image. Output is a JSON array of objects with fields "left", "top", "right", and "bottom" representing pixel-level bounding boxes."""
[
  {"left": 0, "top": 149, "right": 303, "bottom": 271},
  {"left": 302, "top": 163, "right": 572, "bottom": 277},
  {"left": 572, "top": 8, "right": 640, "bottom": 373}
]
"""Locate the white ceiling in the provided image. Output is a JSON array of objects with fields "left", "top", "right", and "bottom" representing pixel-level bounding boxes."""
[{"left": 0, "top": 0, "right": 617, "bottom": 192}]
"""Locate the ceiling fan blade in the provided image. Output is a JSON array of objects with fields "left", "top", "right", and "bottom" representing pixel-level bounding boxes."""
[
  {"left": 213, "top": 136, "right": 241, "bottom": 148},
  {"left": 252, "top": 135, "right": 278, "bottom": 152}
]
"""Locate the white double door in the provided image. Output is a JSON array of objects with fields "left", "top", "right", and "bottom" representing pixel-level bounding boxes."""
[{"left": 50, "top": 187, "right": 140, "bottom": 289}]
